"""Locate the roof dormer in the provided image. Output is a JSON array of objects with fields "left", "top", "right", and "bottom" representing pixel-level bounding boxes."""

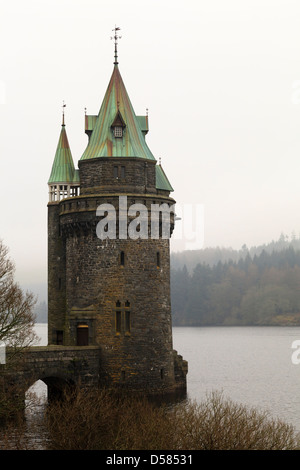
[{"left": 111, "top": 109, "right": 126, "bottom": 138}]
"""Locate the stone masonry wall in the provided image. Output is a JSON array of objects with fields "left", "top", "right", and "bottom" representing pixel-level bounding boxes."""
[
  {"left": 78, "top": 157, "right": 156, "bottom": 195},
  {"left": 47, "top": 157, "right": 187, "bottom": 395},
  {"left": 48, "top": 204, "right": 67, "bottom": 345},
  {"left": 4, "top": 346, "right": 101, "bottom": 394}
]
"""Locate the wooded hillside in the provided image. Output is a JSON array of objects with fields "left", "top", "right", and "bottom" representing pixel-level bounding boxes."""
[{"left": 170, "top": 234, "right": 300, "bottom": 326}]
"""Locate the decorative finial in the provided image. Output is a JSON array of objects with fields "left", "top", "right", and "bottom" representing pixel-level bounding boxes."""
[
  {"left": 62, "top": 101, "right": 66, "bottom": 126},
  {"left": 111, "top": 26, "right": 122, "bottom": 65},
  {"left": 159, "top": 157, "right": 162, "bottom": 165}
]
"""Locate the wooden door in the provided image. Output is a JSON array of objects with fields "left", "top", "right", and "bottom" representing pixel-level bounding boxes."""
[{"left": 77, "top": 325, "right": 89, "bottom": 346}]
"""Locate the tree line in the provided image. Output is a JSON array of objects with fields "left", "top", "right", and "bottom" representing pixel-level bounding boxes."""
[
  {"left": 171, "top": 232, "right": 300, "bottom": 273},
  {"left": 34, "top": 233, "right": 300, "bottom": 326},
  {"left": 171, "top": 238, "right": 300, "bottom": 326}
]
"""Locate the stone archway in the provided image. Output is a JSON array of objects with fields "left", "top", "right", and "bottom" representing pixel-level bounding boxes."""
[
  {"left": 41, "top": 376, "right": 76, "bottom": 402},
  {"left": 26, "top": 379, "right": 47, "bottom": 404},
  {"left": 25, "top": 375, "right": 76, "bottom": 405}
]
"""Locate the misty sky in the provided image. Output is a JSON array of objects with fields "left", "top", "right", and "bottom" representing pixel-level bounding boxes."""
[{"left": 1, "top": 0, "right": 300, "bottom": 299}]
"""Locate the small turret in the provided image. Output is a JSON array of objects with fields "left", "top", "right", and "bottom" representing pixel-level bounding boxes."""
[{"left": 48, "top": 105, "right": 80, "bottom": 202}]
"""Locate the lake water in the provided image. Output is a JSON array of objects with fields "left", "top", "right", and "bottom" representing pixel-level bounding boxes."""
[
  {"left": 34, "top": 324, "right": 300, "bottom": 432},
  {"left": 173, "top": 326, "right": 300, "bottom": 432}
]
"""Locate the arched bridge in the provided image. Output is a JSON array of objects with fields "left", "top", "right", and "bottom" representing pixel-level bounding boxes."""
[{"left": 3, "top": 345, "right": 101, "bottom": 400}]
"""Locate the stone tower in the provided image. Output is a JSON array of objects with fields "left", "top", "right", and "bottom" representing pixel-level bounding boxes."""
[{"left": 47, "top": 36, "right": 187, "bottom": 395}]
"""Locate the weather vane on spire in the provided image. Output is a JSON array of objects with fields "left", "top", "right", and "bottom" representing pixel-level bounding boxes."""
[
  {"left": 62, "top": 100, "right": 66, "bottom": 126},
  {"left": 111, "top": 26, "right": 122, "bottom": 65}
]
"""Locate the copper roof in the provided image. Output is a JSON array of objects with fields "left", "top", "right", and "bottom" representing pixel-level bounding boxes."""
[
  {"left": 48, "top": 62, "right": 173, "bottom": 192},
  {"left": 156, "top": 164, "right": 174, "bottom": 192},
  {"left": 80, "top": 65, "right": 155, "bottom": 161},
  {"left": 48, "top": 124, "right": 78, "bottom": 184}
]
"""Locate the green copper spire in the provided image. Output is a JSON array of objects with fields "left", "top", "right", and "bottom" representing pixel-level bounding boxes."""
[
  {"left": 48, "top": 111, "right": 79, "bottom": 184},
  {"left": 80, "top": 29, "right": 173, "bottom": 191},
  {"left": 81, "top": 63, "right": 156, "bottom": 161}
]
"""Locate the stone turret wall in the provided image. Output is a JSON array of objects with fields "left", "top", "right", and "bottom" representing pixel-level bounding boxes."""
[
  {"left": 78, "top": 157, "right": 156, "bottom": 195},
  {"left": 48, "top": 203, "right": 67, "bottom": 345},
  {"left": 64, "top": 231, "right": 174, "bottom": 392},
  {"left": 47, "top": 156, "right": 187, "bottom": 394}
]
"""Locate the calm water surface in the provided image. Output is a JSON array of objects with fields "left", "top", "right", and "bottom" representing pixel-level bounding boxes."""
[
  {"left": 173, "top": 326, "right": 300, "bottom": 431},
  {"left": 34, "top": 324, "right": 300, "bottom": 431}
]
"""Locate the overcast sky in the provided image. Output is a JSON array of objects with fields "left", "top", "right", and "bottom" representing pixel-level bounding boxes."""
[{"left": 1, "top": 0, "right": 300, "bottom": 298}]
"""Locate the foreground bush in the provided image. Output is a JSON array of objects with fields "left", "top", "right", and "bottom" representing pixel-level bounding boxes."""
[
  {"left": 44, "top": 389, "right": 300, "bottom": 450},
  {"left": 171, "top": 391, "right": 300, "bottom": 450},
  {"left": 45, "top": 389, "right": 173, "bottom": 450}
]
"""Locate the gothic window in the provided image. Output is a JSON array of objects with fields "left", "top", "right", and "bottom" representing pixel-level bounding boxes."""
[
  {"left": 121, "top": 166, "right": 125, "bottom": 179},
  {"left": 120, "top": 251, "right": 125, "bottom": 266},
  {"left": 125, "top": 301, "right": 130, "bottom": 334},
  {"left": 125, "top": 311, "right": 131, "bottom": 333},
  {"left": 114, "top": 166, "right": 118, "bottom": 178},
  {"left": 115, "top": 301, "right": 131, "bottom": 335},
  {"left": 116, "top": 300, "right": 121, "bottom": 334},
  {"left": 116, "top": 311, "right": 121, "bottom": 334}
]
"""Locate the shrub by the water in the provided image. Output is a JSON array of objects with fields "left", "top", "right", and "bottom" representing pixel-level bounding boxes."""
[
  {"left": 44, "top": 389, "right": 300, "bottom": 450},
  {"left": 1, "top": 388, "right": 299, "bottom": 450}
]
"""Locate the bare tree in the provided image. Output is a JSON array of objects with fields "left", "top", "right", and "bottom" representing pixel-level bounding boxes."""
[{"left": 0, "top": 239, "right": 38, "bottom": 354}]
